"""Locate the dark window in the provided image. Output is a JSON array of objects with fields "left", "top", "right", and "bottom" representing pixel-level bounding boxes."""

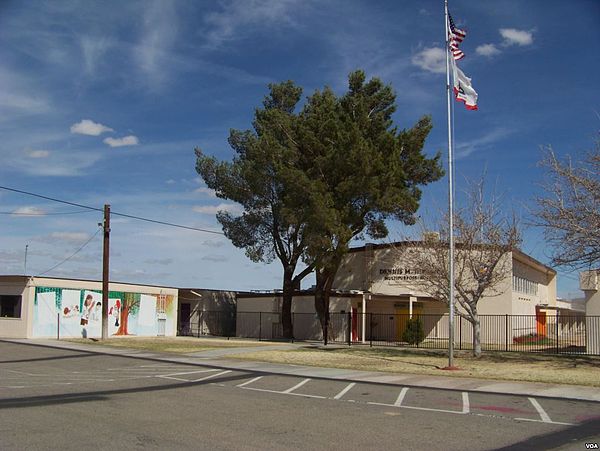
[{"left": 0, "top": 295, "right": 22, "bottom": 318}]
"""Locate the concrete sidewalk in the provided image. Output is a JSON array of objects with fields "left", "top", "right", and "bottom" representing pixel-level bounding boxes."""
[{"left": 11, "top": 338, "right": 600, "bottom": 403}]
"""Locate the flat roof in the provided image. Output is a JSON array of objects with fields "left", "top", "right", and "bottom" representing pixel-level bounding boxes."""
[
  {"left": 349, "top": 241, "right": 556, "bottom": 275},
  {"left": 0, "top": 274, "right": 178, "bottom": 290}
]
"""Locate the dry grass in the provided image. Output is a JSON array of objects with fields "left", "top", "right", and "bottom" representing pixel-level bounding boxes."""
[
  {"left": 65, "top": 337, "right": 269, "bottom": 354},
  {"left": 65, "top": 337, "right": 600, "bottom": 387},
  {"left": 228, "top": 346, "right": 600, "bottom": 387}
]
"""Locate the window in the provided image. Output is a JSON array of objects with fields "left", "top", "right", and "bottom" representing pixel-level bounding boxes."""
[
  {"left": 0, "top": 295, "right": 22, "bottom": 318},
  {"left": 512, "top": 275, "right": 538, "bottom": 296}
]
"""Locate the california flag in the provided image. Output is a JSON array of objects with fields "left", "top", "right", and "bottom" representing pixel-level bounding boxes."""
[{"left": 451, "top": 59, "right": 478, "bottom": 111}]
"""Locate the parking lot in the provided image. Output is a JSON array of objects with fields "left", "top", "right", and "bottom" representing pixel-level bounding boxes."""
[{"left": 1, "top": 340, "right": 599, "bottom": 450}]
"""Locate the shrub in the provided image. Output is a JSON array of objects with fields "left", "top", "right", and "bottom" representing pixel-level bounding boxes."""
[
  {"left": 402, "top": 317, "right": 425, "bottom": 345},
  {"left": 513, "top": 333, "right": 551, "bottom": 345}
]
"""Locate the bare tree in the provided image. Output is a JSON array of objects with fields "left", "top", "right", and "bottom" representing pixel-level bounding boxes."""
[
  {"left": 398, "top": 180, "right": 521, "bottom": 357},
  {"left": 534, "top": 144, "right": 600, "bottom": 270}
]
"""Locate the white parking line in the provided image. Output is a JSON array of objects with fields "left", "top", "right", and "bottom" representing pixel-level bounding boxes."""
[
  {"left": 157, "top": 369, "right": 220, "bottom": 378},
  {"left": 237, "top": 376, "right": 263, "bottom": 388},
  {"left": 191, "top": 370, "right": 232, "bottom": 383},
  {"left": 367, "top": 401, "right": 466, "bottom": 415},
  {"left": 514, "top": 417, "right": 575, "bottom": 426},
  {"left": 157, "top": 369, "right": 222, "bottom": 382},
  {"left": 529, "top": 397, "right": 551, "bottom": 422},
  {"left": 334, "top": 383, "right": 356, "bottom": 400},
  {"left": 282, "top": 378, "right": 311, "bottom": 394},
  {"left": 394, "top": 387, "right": 409, "bottom": 407},
  {"left": 462, "top": 392, "right": 470, "bottom": 414}
]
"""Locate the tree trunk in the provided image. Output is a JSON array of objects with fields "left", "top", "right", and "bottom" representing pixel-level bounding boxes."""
[
  {"left": 314, "top": 268, "right": 336, "bottom": 343},
  {"left": 472, "top": 314, "right": 481, "bottom": 358},
  {"left": 115, "top": 306, "right": 129, "bottom": 336},
  {"left": 281, "top": 267, "right": 294, "bottom": 339}
]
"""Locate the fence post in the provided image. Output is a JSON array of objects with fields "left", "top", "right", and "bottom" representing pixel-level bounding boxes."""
[
  {"left": 291, "top": 312, "right": 294, "bottom": 344},
  {"left": 459, "top": 316, "right": 462, "bottom": 350},
  {"left": 57, "top": 313, "right": 60, "bottom": 340},
  {"left": 505, "top": 314, "right": 508, "bottom": 352},
  {"left": 347, "top": 311, "right": 352, "bottom": 346},
  {"left": 259, "top": 312, "right": 262, "bottom": 341},
  {"left": 370, "top": 313, "right": 373, "bottom": 348},
  {"left": 556, "top": 313, "right": 559, "bottom": 354},
  {"left": 198, "top": 313, "right": 201, "bottom": 338}
]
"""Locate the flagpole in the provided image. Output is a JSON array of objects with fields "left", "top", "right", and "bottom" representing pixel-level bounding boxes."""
[{"left": 444, "top": 0, "right": 455, "bottom": 369}]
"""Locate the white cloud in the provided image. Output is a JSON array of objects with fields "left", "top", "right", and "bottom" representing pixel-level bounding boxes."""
[
  {"left": 204, "top": 0, "right": 298, "bottom": 48},
  {"left": 476, "top": 43, "right": 501, "bottom": 57},
  {"left": 8, "top": 150, "right": 103, "bottom": 176},
  {"left": 411, "top": 47, "right": 446, "bottom": 74},
  {"left": 201, "top": 239, "right": 225, "bottom": 248},
  {"left": 135, "top": 0, "right": 178, "bottom": 86},
  {"left": 0, "top": 68, "right": 51, "bottom": 116},
  {"left": 49, "top": 232, "right": 91, "bottom": 243},
  {"left": 70, "top": 119, "right": 113, "bottom": 136},
  {"left": 500, "top": 28, "right": 533, "bottom": 46},
  {"left": 455, "top": 127, "right": 513, "bottom": 159},
  {"left": 12, "top": 206, "right": 46, "bottom": 216},
  {"left": 193, "top": 203, "right": 242, "bottom": 215},
  {"left": 194, "top": 187, "right": 217, "bottom": 197},
  {"left": 26, "top": 149, "right": 50, "bottom": 158},
  {"left": 80, "top": 36, "right": 112, "bottom": 75},
  {"left": 103, "top": 135, "right": 139, "bottom": 147},
  {"left": 201, "top": 254, "right": 228, "bottom": 263},
  {"left": 145, "top": 258, "right": 173, "bottom": 265}
]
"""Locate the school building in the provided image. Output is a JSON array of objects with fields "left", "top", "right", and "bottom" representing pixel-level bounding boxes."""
[
  {"left": 236, "top": 242, "right": 562, "bottom": 344},
  {"left": 0, "top": 275, "right": 178, "bottom": 339}
]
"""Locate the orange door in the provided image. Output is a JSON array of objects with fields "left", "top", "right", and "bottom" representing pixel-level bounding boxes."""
[{"left": 536, "top": 309, "right": 547, "bottom": 336}]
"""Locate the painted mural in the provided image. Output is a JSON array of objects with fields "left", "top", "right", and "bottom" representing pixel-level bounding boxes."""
[{"left": 32, "top": 287, "right": 176, "bottom": 338}]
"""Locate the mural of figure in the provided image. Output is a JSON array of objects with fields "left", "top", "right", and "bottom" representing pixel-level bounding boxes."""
[
  {"left": 80, "top": 294, "right": 94, "bottom": 326},
  {"left": 90, "top": 302, "right": 102, "bottom": 322}
]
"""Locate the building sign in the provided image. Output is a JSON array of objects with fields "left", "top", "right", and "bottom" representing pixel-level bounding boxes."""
[{"left": 379, "top": 267, "right": 423, "bottom": 284}]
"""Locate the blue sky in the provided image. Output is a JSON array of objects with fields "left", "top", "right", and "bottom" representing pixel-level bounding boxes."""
[{"left": 0, "top": 0, "right": 598, "bottom": 297}]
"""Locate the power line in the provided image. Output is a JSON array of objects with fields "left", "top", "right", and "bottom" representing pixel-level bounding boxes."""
[
  {"left": 110, "top": 211, "right": 223, "bottom": 235},
  {"left": 35, "top": 228, "right": 102, "bottom": 277},
  {"left": 0, "top": 210, "right": 94, "bottom": 216},
  {"left": 0, "top": 185, "right": 101, "bottom": 211},
  {"left": 0, "top": 185, "right": 224, "bottom": 236}
]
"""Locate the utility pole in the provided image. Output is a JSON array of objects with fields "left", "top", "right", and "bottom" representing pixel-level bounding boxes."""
[
  {"left": 101, "top": 204, "right": 110, "bottom": 340},
  {"left": 24, "top": 244, "right": 29, "bottom": 275}
]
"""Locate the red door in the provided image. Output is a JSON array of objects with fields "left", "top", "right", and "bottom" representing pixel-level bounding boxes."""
[{"left": 351, "top": 307, "right": 358, "bottom": 342}]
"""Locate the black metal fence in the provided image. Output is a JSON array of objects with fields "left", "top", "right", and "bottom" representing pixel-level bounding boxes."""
[{"left": 179, "top": 311, "right": 600, "bottom": 356}]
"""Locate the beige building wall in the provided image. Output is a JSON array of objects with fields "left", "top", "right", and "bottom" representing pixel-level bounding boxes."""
[
  {"left": 580, "top": 270, "right": 600, "bottom": 354},
  {"left": 0, "top": 276, "right": 31, "bottom": 338},
  {"left": 511, "top": 252, "right": 557, "bottom": 315},
  {"left": 236, "top": 294, "right": 353, "bottom": 340}
]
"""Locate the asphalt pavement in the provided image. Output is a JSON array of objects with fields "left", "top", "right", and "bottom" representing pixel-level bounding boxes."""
[
  {"left": 1, "top": 339, "right": 599, "bottom": 451},
  {"left": 14, "top": 338, "right": 600, "bottom": 402}
]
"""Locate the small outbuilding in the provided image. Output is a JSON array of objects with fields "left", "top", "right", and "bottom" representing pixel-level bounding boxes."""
[{"left": 0, "top": 275, "right": 178, "bottom": 339}]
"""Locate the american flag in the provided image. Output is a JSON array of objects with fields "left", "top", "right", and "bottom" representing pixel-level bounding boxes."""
[{"left": 448, "top": 12, "right": 466, "bottom": 61}]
